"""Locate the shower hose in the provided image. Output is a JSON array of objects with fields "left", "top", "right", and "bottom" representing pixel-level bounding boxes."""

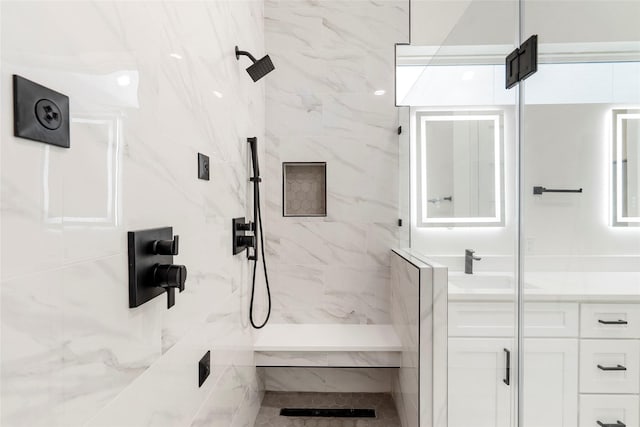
[{"left": 249, "top": 141, "right": 271, "bottom": 329}]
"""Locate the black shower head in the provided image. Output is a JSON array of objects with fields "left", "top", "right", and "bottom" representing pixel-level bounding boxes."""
[
  {"left": 246, "top": 55, "right": 275, "bottom": 82},
  {"left": 235, "top": 46, "right": 275, "bottom": 82}
]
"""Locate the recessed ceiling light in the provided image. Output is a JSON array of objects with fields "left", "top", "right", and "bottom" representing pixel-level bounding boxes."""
[
  {"left": 374, "top": 89, "right": 386, "bottom": 96},
  {"left": 117, "top": 75, "right": 131, "bottom": 87},
  {"left": 213, "top": 90, "right": 223, "bottom": 98},
  {"left": 169, "top": 53, "right": 183, "bottom": 60}
]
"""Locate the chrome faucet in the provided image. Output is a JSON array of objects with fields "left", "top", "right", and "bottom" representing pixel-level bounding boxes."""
[{"left": 465, "top": 249, "right": 481, "bottom": 274}]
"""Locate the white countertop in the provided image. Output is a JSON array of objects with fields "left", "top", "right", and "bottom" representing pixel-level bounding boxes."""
[
  {"left": 448, "top": 271, "right": 640, "bottom": 302},
  {"left": 253, "top": 324, "right": 402, "bottom": 352}
]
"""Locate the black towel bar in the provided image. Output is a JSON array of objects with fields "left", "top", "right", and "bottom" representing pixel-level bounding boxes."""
[{"left": 533, "top": 186, "right": 583, "bottom": 195}]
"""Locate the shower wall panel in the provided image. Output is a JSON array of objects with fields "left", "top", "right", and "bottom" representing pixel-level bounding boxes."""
[
  {"left": 263, "top": 0, "right": 410, "bottom": 325},
  {"left": 0, "top": 2, "right": 265, "bottom": 426}
]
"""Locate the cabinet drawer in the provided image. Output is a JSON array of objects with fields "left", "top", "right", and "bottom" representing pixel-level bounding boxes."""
[
  {"left": 580, "top": 340, "right": 640, "bottom": 394},
  {"left": 524, "top": 303, "right": 579, "bottom": 338},
  {"left": 449, "top": 303, "right": 515, "bottom": 337},
  {"left": 579, "top": 395, "right": 639, "bottom": 427},
  {"left": 449, "top": 302, "right": 578, "bottom": 337},
  {"left": 581, "top": 304, "right": 640, "bottom": 339}
]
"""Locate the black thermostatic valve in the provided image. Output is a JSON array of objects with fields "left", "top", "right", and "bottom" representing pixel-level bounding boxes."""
[
  {"left": 198, "top": 153, "right": 210, "bottom": 180},
  {"left": 13, "top": 75, "right": 70, "bottom": 148},
  {"left": 199, "top": 351, "right": 211, "bottom": 387},
  {"left": 232, "top": 217, "right": 255, "bottom": 257},
  {"left": 128, "top": 227, "right": 187, "bottom": 309}
]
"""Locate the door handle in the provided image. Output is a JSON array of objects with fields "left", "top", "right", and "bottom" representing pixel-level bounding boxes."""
[
  {"left": 503, "top": 348, "right": 510, "bottom": 385},
  {"left": 597, "top": 421, "right": 626, "bottom": 427},
  {"left": 598, "top": 319, "right": 628, "bottom": 325},
  {"left": 597, "top": 364, "right": 627, "bottom": 371}
]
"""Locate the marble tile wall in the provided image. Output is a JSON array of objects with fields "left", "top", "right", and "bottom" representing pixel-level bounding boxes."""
[
  {"left": 391, "top": 249, "right": 448, "bottom": 427},
  {"left": 263, "top": 0, "right": 409, "bottom": 324},
  {"left": 258, "top": 367, "right": 394, "bottom": 393},
  {"left": 390, "top": 251, "right": 420, "bottom": 427},
  {"left": 1, "top": 1, "right": 264, "bottom": 426}
]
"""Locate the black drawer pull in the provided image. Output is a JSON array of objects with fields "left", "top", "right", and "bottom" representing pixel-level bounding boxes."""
[
  {"left": 503, "top": 348, "right": 510, "bottom": 385},
  {"left": 597, "top": 364, "right": 627, "bottom": 371},
  {"left": 598, "top": 319, "right": 628, "bottom": 325},
  {"left": 597, "top": 421, "right": 626, "bottom": 427}
]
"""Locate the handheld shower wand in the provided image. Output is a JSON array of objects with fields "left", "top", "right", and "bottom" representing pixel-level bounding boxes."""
[{"left": 247, "top": 137, "right": 271, "bottom": 329}]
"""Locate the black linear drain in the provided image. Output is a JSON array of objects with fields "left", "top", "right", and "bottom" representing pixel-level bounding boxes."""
[{"left": 280, "top": 408, "right": 376, "bottom": 418}]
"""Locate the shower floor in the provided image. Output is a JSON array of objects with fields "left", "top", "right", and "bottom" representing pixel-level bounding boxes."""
[{"left": 254, "top": 392, "right": 402, "bottom": 427}]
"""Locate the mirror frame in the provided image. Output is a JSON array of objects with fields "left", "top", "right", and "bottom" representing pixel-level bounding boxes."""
[
  {"left": 415, "top": 110, "right": 505, "bottom": 227},
  {"left": 612, "top": 109, "right": 640, "bottom": 227}
]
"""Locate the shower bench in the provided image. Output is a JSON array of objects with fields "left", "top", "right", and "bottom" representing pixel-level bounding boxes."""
[{"left": 253, "top": 324, "right": 402, "bottom": 367}]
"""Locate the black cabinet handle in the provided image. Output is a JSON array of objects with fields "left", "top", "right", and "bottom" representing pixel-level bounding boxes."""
[
  {"left": 597, "top": 421, "right": 626, "bottom": 427},
  {"left": 598, "top": 319, "right": 628, "bottom": 325},
  {"left": 597, "top": 364, "right": 627, "bottom": 371},
  {"left": 503, "top": 348, "right": 510, "bottom": 385}
]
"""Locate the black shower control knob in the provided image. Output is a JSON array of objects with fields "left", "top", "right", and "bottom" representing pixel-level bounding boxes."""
[
  {"left": 153, "top": 264, "right": 187, "bottom": 292},
  {"left": 236, "top": 222, "right": 253, "bottom": 232},
  {"left": 237, "top": 235, "right": 255, "bottom": 248},
  {"left": 152, "top": 235, "right": 179, "bottom": 255}
]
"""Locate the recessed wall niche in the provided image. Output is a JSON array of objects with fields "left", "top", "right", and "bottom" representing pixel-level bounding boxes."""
[{"left": 283, "top": 162, "right": 327, "bottom": 217}]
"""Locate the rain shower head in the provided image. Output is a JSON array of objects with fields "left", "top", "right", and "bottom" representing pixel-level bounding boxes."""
[{"left": 235, "top": 46, "right": 275, "bottom": 82}]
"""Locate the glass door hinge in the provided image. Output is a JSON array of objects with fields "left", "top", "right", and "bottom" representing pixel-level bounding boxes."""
[{"left": 506, "top": 35, "right": 538, "bottom": 89}]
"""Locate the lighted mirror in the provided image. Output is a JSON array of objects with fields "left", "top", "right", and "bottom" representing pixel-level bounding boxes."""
[
  {"left": 613, "top": 109, "right": 640, "bottom": 226},
  {"left": 416, "top": 110, "right": 504, "bottom": 227}
]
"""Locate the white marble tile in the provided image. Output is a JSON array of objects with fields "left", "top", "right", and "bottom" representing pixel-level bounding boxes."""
[
  {"left": 390, "top": 252, "right": 421, "bottom": 427},
  {"left": 321, "top": 5, "right": 383, "bottom": 56},
  {"left": 265, "top": 15, "right": 327, "bottom": 94},
  {"left": 264, "top": 0, "right": 408, "bottom": 327},
  {"left": 255, "top": 351, "right": 329, "bottom": 367},
  {"left": 269, "top": 264, "right": 326, "bottom": 323},
  {"left": 266, "top": 90, "right": 324, "bottom": 136},
  {"left": 365, "top": 222, "right": 400, "bottom": 267},
  {"left": 3, "top": 0, "right": 410, "bottom": 425},
  {"left": 255, "top": 350, "right": 401, "bottom": 367},
  {"left": 323, "top": 266, "right": 390, "bottom": 324},
  {"left": 0, "top": 137, "right": 65, "bottom": 280},
  {"left": 1, "top": 256, "right": 164, "bottom": 427},
  {"left": 327, "top": 351, "right": 401, "bottom": 367},
  {"left": 431, "top": 262, "right": 449, "bottom": 427},
  {"left": 191, "top": 366, "right": 239, "bottom": 427},
  {"left": 322, "top": 92, "right": 398, "bottom": 137},
  {"left": 253, "top": 324, "right": 401, "bottom": 352},
  {"left": 322, "top": 367, "right": 393, "bottom": 393},
  {"left": 230, "top": 381, "right": 262, "bottom": 427},
  {"left": 2, "top": 1, "right": 264, "bottom": 426},
  {"left": 260, "top": 367, "right": 394, "bottom": 393},
  {"left": 275, "top": 222, "right": 368, "bottom": 267},
  {"left": 391, "top": 250, "right": 449, "bottom": 427}
]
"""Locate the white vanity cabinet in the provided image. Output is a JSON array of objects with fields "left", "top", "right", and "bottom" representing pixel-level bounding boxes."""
[
  {"left": 523, "top": 339, "right": 579, "bottom": 427},
  {"left": 448, "top": 338, "right": 513, "bottom": 427},
  {"left": 448, "top": 302, "right": 580, "bottom": 427},
  {"left": 448, "top": 301, "right": 640, "bottom": 427},
  {"left": 578, "top": 304, "right": 640, "bottom": 427}
]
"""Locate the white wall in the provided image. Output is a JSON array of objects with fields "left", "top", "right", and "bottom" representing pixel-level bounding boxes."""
[
  {"left": 410, "top": 0, "right": 640, "bottom": 47},
  {"left": 1, "top": 2, "right": 264, "bottom": 426},
  {"left": 263, "top": 0, "right": 409, "bottom": 324},
  {"left": 522, "top": 103, "right": 640, "bottom": 258}
]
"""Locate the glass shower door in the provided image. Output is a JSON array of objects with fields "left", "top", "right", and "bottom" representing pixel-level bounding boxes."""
[
  {"left": 403, "top": 1, "right": 520, "bottom": 426},
  {"left": 519, "top": 2, "right": 640, "bottom": 426}
]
